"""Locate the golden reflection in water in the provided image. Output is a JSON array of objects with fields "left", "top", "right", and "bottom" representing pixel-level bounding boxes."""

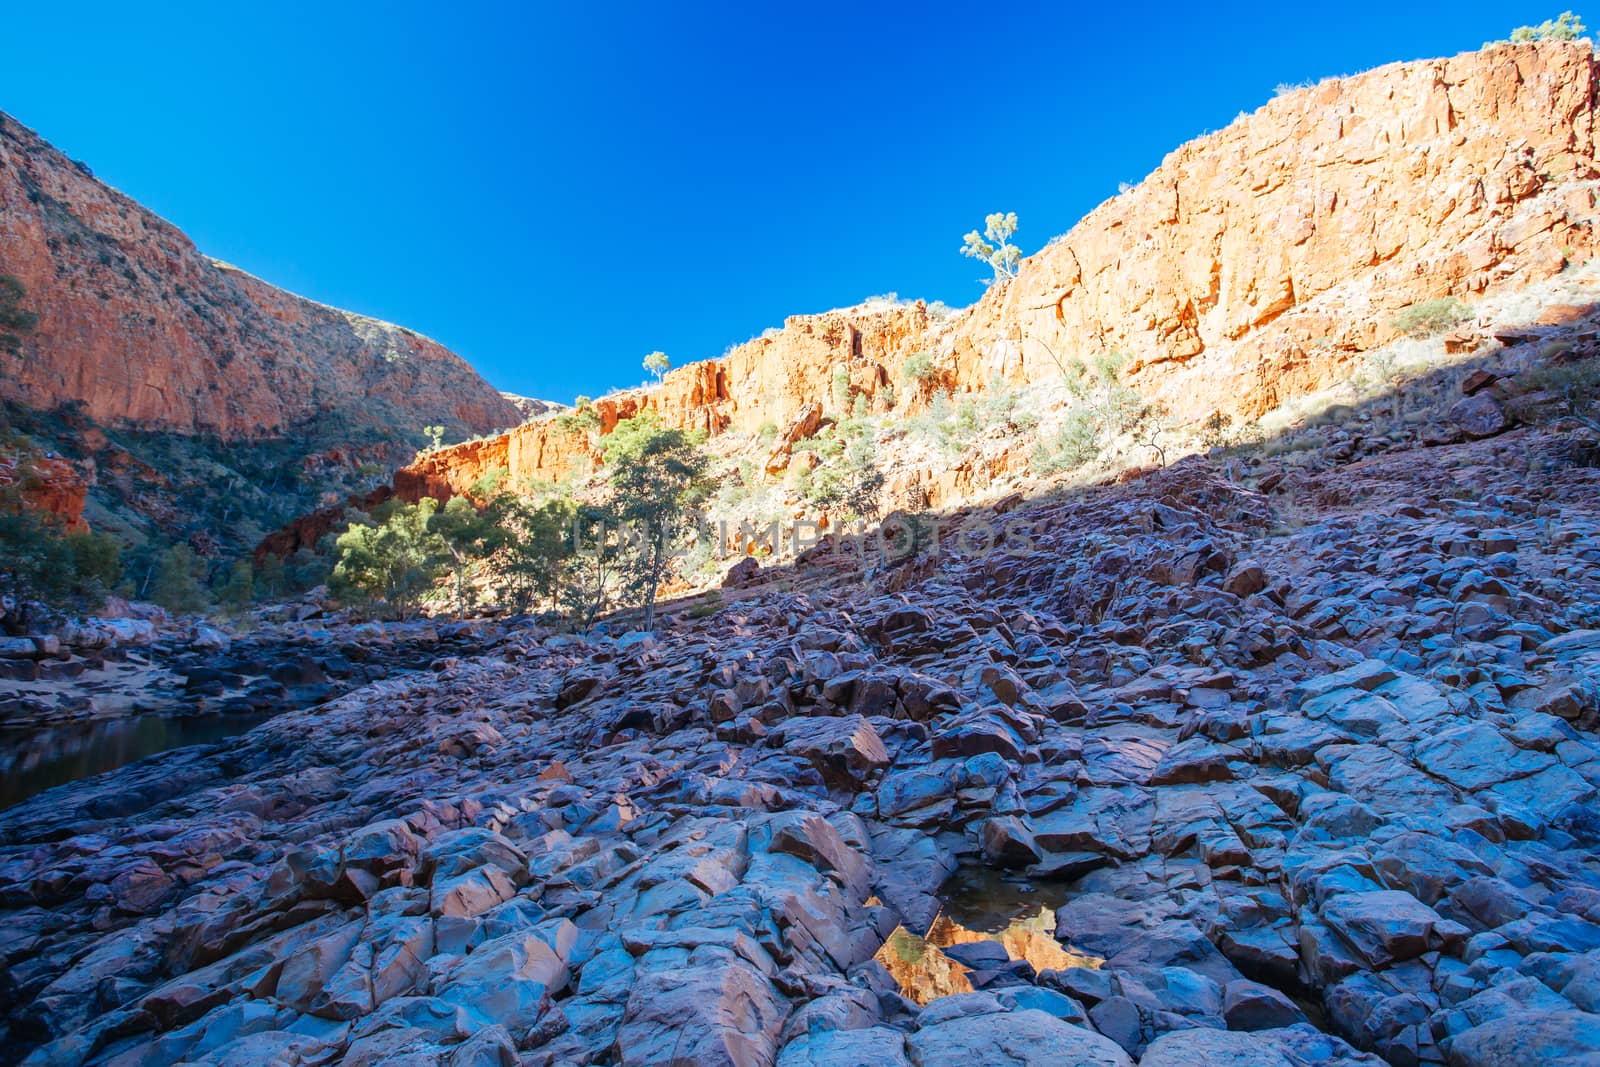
[{"left": 873, "top": 886, "right": 1102, "bottom": 1006}]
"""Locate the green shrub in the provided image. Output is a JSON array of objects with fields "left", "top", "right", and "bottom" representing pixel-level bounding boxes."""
[
  {"left": 1031, "top": 408, "right": 1101, "bottom": 475},
  {"left": 217, "top": 559, "right": 256, "bottom": 615},
  {"left": 0, "top": 501, "right": 124, "bottom": 630},
  {"left": 1523, "top": 358, "right": 1600, "bottom": 425},
  {"left": 831, "top": 368, "right": 852, "bottom": 411},
  {"left": 554, "top": 399, "right": 601, "bottom": 436},
  {"left": 0, "top": 275, "right": 38, "bottom": 352},
  {"left": 151, "top": 544, "right": 210, "bottom": 614},
  {"left": 687, "top": 592, "right": 723, "bottom": 619},
  {"left": 1509, "top": 11, "right": 1587, "bottom": 41},
  {"left": 900, "top": 351, "right": 937, "bottom": 385},
  {"left": 1390, "top": 297, "right": 1470, "bottom": 338},
  {"left": 330, "top": 498, "right": 446, "bottom": 619}
]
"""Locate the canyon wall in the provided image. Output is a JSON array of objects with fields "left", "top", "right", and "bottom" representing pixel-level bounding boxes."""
[
  {"left": 397, "top": 41, "right": 1599, "bottom": 504},
  {"left": 0, "top": 111, "right": 520, "bottom": 441},
  {"left": 951, "top": 40, "right": 1598, "bottom": 419}
]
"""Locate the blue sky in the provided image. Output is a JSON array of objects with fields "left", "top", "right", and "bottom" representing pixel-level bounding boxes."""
[{"left": 0, "top": 2, "right": 1567, "bottom": 404}]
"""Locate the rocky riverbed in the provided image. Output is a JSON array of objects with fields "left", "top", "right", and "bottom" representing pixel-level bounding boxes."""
[{"left": 4, "top": 428, "right": 1600, "bottom": 1066}]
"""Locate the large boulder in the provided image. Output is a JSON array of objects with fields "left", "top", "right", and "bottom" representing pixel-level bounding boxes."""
[
  {"left": 615, "top": 960, "right": 788, "bottom": 1067},
  {"left": 771, "top": 715, "right": 890, "bottom": 790},
  {"left": 1448, "top": 1009, "right": 1600, "bottom": 1066},
  {"left": 1448, "top": 393, "right": 1508, "bottom": 439},
  {"left": 1139, "top": 1028, "right": 1297, "bottom": 1066},
  {"left": 906, "top": 1008, "right": 1132, "bottom": 1067}
]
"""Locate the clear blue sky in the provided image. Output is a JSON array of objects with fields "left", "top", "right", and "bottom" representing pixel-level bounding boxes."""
[{"left": 0, "top": 1, "right": 1565, "bottom": 404}]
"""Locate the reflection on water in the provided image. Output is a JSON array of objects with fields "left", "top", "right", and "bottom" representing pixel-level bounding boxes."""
[
  {"left": 874, "top": 867, "right": 1102, "bottom": 1005},
  {"left": 0, "top": 713, "right": 273, "bottom": 810}
]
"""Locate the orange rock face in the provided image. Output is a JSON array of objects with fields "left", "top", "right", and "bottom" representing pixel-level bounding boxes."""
[
  {"left": 949, "top": 41, "right": 1599, "bottom": 422},
  {"left": 397, "top": 42, "right": 1598, "bottom": 505},
  {"left": 0, "top": 112, "right": 520, "bottom": 440}
]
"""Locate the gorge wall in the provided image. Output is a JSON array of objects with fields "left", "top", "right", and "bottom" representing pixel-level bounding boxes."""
[
  {"left": 398, "top": 40, "right": 1598, "bottom": 505},
  {"left": 0, "top": 111, "right": 520, "bottom": 441}
]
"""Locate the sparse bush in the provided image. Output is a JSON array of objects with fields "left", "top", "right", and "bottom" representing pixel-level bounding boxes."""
[
  {"left": 0, "top": 490, "right": 124, "bottom": 631},
  {"left": 1509, "top": 11, "right": 1587, "bottom": 41},
  {"left": 1361, "top": 348, "right": 1400, "bottom": 391},
  {"left": 1524, "top": 358, "right": 1600, "bottom": 428},
  {"left": 554, "top": 398, "right": 601, "bottom": 437},
  {"left": 151, "top": 544, "right": 210, "bottom": 615},
  {"left": 831, "top": 368, "right": 852, "bottom": 412},
  {"left": 1031, "top": 408, "right": 1101, "bottom": 475},
  {"left": 0, "top": 275, "right": 38, "bottom": 352},
  {"left": 1083, "top": 350, "right": 1146, "bottom": 432},
  {"left": 796, "top": 419, "right": 884, "bottom": 521},
  {"left": 900, "top": 351, "right": 937, "bottom": 387},
  {"left": 953, "top": 398, "right": 981, "bottom": 439},
  {"left": 1390, "top": 297, "right": 1471, "bottom": 338}
]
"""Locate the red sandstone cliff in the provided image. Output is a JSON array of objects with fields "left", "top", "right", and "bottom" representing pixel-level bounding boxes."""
[
  {"left": 949, "top": 40, "right": 1597, "bottom": 420},
  {"left": 0, "top": 112, "right": 520, "bottom": 440},
  {"left": 389, "top": 41, "right": 1596, "bottom": 508}
]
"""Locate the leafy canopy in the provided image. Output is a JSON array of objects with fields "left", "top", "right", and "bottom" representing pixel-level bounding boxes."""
[
  {"left": 602, "top": 412, "right": 712, "bottom": 629},
  {"left": 330, "top": 497, "right": 447, "bottom": 619}
]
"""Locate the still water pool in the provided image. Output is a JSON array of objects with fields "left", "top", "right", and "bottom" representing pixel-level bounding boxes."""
[
  {"left": 874, "top": 866, "right": 1102, "bottom": 1005},
  {"left": 0, "top": 713, "right": 273, "bottom": 810}
]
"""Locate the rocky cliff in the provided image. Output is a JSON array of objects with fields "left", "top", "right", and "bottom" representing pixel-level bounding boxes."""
[
  {"left": 0, "top": 110, "right": 519, "bottom": 441},
  {"left": 951, "top": 40, "right": 1597, "bottom": 420},
  {"left": 396, "top": 41, "right": 1597, "bottom": 504},
  {"left": 395, "top": 301, "right": 937, "bottom": 502}
]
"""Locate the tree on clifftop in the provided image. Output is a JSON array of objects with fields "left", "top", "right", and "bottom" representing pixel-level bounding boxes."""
[
  {"left": 643, "top": 351, "right": 671, "bottom": 383},
  {"left": 961, "top": 212, "right": 1021, "bottom": 281}
]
